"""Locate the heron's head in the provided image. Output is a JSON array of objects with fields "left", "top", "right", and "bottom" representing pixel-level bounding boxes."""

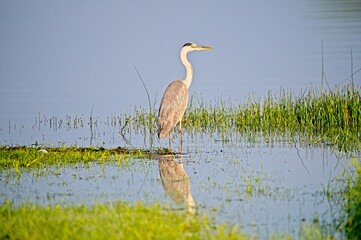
[{"left": 182, "top": 42, "right": 213, "bottom": 52}]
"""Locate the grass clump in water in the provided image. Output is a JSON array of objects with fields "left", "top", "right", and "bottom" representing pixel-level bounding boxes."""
[
  {"left": 0, "top": 146, "right": 119, "bottom": 171},
  {"left": 54, "top": 83, "right": 359, "bottom": 152},
  {"left": 0, "top": 201, "right": 249, "bottom": 240},
  {"left": 0, "top": 146, "right": 172, "bottom": 171},
  {"left": 339, "top": 157, "right": 361, "bottom": 239},
  {"left": 183, "top": 82, "right": 361, "bottom": 151}
]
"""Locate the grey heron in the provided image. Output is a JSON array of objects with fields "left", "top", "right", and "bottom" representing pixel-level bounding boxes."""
[{"left": 157, "top": 42, "right": 212, "bottom": 148}]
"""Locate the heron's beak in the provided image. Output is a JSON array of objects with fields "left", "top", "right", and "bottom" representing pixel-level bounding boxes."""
[{"left": 194, "top": 45, "right": 213, "bottom": 50}]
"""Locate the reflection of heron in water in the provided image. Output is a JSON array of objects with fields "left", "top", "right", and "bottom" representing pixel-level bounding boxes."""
[
  {"left": 157, "top": 42, "right": 212, "bottom": 150},
  {"left": 158, "top": 155, "right": 195, "bottom": 214}
]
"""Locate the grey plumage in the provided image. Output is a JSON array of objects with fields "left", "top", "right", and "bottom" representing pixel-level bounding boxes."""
[
  {"left": 157, "top": 80, "right": 188, "bottom": 138},
  {"left": 157, "top": 42, "right": 212, "bottom": 141}
]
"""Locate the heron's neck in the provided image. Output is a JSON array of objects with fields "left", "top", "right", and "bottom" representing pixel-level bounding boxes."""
[{"left": 180, "top": 48, "right": 193, "bottom": 89}]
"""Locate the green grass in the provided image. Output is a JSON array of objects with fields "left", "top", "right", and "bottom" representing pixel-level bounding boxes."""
[
  {"left": 1, "top": 198, "right": 353, "bottom": 240},
  {"left": 185, "top": 83, "right": 361, "bottom": 151},
  {"left": 129, "top": 82, "right": 361, "bottom": 152},
  {"left": 0, "top": 201, "right": 248, "bottom": 240},
  {"left": 0, "top": 146, "right": 173, "bottom": 171},
  {"left": 340, "top": 157, "right": 361, "bottom": 239},
  {"left": 38, "top": 82, "right": 359, "bottom": 152}
]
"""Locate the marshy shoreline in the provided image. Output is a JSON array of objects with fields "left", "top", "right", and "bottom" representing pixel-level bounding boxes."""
[{"left": 1, "top": 83, "right": 360, "bottom": 239}]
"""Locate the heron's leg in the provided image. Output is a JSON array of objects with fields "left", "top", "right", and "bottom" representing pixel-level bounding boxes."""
[
  {"left": 179, "top": 119, "right": 183, "bottom": 153},
  {"left": 168, "top": 131, "right": 172, "bottom": 150}
]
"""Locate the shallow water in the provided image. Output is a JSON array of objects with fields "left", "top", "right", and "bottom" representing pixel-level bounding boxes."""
[
  {"left": 1, "top": 1, "right": 359, "bottom": 238},
  {"left": 0, "top": 138, "right": 350, "bottom": 238},
  {"left": 1, "top": 1, "right": 360, "bottom": 123}
]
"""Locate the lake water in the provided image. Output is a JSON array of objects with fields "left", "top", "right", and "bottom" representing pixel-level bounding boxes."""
[
  {"left": 0, "top": 1, "right": 360, "bottom": 238},
  {"left": 0, "top": 138, "right": 350, "bottom": 238},
  {"left": 0, "top": 1, "right": 360, "bottom": 128}
]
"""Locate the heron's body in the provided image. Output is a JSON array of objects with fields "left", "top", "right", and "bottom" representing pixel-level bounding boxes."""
[
  {"left": 157, "top": 42, "right": 212, "bottom": 143},
  {"left": 157, "top": 80, "right": 188, "bottom": 138}
]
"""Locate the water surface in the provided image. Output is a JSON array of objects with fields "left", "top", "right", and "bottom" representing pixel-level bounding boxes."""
[
  {"left": 1, "top": 140, "right": 349, "bottom": 238},
  {"left": 1, "top": 1, "right": 360, "bottom": 126},
  {"left": 0, "top": 1, "right": 359, "bottom": 238}
]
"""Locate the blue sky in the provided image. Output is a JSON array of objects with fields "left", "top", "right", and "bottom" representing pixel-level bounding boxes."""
[{"left": 1, "top": 1, "right": 360, "bottom": 118}]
